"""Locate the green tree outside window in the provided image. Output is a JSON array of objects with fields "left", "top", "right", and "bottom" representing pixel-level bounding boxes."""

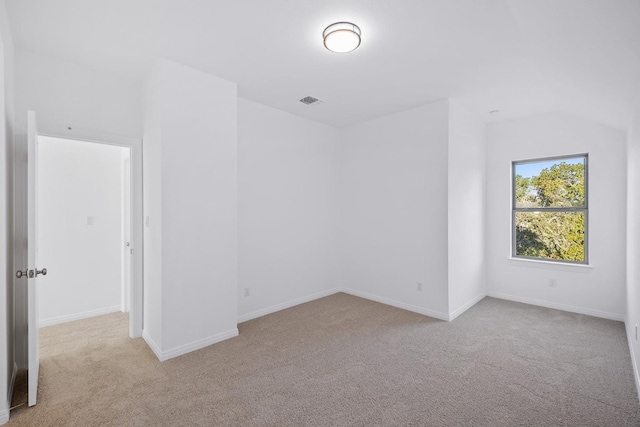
[{"left": 513, "top": 156, "right": 587, "bottom": 263}]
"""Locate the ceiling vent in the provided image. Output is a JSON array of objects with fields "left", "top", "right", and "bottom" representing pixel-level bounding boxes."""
[{"left": 299, "top": 96, "right": 322, "bottom": 105}]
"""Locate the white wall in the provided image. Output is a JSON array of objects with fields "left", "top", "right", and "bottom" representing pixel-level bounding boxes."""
[
  {"left": 14, "top": 49, "right": 141, "bottom": 138},
  {"left": 142, "top": 62, "right": 162, "bottom": 351},
  {"left": 142, "top": 59, "right": 238, "bottom": 361},
  {"left": 626, "top": 89, "right": 640, "bottom": 398},
  {"left": 486, "top": 113, "right": 627, "bottom": 320},
  {"left": 37, "top": 136, "right": 126, "bottom": 326},
  {"left": 447, "top": 101, "right": 487, "bottom": 319},
  {"left": 0, "top": 2, "right": 14, "bottom": 423},
  {"left": 237, "top": 98, "right": 340, "bottom": 321},
  {"left": 340, "top": 100, "right": 451, "bottom": 319}
]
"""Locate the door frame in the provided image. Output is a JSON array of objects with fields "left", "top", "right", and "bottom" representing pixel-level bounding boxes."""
[
  {"left": 122, "top": 155, "right": 131, "bottom": 313},
  {"left": 37, "top": 125, "right": 143, "bottom": 338}
]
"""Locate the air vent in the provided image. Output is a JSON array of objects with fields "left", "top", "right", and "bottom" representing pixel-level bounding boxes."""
[{"left": 300, "top": 96, "right": 321, "bottom": 105}]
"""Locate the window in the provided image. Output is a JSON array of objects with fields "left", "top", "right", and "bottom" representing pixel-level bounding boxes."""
[{"left": 512, "top": 154, "right": 588, "bottom": 264}]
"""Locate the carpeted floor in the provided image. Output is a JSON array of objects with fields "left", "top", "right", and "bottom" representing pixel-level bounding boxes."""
[{"left": 7, "top": 293, "right": 640, "bottom": 426}]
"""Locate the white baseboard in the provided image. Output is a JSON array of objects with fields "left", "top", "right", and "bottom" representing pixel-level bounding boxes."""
[
  {"left": 486, "top": 291, "right": 624, "bottom": 321},
  {"left": 0, "top": 363, "right": 13, "bottom": 424},
  {"left": 238, "top": 288, "right": 341, "bottom": 323},
  {"left": 40, "top": 305, "right": 122, "bottom": 327},
  {"left": 144, "top": 328, "right": 239, "bottom": 362},
  {"left": 142, "top": 330, "right": 162, "bottom": 360},
  {"left": 341, "top": 288, "right": 449, "bottom": 321},
  {"left": 448, "top": 292, "right": 486, "bottom": 321},
  {"left": 626, "top": 320, "right": 640, "bottom": 403}
]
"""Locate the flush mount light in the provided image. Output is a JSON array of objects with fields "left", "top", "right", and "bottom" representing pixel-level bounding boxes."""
[{"left": 323, "top": 22, "right": 361, "bottom": 53}]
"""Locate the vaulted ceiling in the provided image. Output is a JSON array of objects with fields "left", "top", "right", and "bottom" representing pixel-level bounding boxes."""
[{"left": 6, "top": 0, "right": 640, "bottom": 130}]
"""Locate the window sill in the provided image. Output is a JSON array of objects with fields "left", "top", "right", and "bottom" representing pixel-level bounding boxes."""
[{"left": 508, "top": 257, "right": 593, "bottom": 273}]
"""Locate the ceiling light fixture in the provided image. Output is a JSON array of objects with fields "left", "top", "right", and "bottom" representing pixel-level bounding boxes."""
[{"left": 323, "top": 22, "right": 361, "bottom": 53}]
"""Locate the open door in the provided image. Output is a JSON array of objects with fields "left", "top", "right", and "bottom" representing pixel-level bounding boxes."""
[{"left": 27, "top": 110, "right": 43, "bottom": 406}]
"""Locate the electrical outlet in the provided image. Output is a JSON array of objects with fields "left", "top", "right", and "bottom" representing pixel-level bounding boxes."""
[
  {"left": 417, "top": 282, "right": 423, "bottom": 292},
  {"left": 244, "top": 287, "right": 250, "bottom": 297},
  {"left": 549, "top": 279, "right": 557, "bottom": 288}
]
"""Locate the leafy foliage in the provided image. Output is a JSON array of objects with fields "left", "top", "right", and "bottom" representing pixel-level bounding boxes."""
[
  {"left": 514, "top": 174, "right": 531, "bottom": 204},
  {"left": 532, "top": 163, "right": 585, "bottom": 208},
  {"left": 514, "top": 161, "right": 585, "bottom": 262}
]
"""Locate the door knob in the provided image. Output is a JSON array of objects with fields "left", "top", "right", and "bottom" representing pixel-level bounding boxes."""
[{"left": 16, "top": 268, "right": 46, "bottom": 278}]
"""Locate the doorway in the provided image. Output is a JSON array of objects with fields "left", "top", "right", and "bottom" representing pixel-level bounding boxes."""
[
  {"left": 13, "top": 124, "right": 144, "bottom": 374},
  {"left": 10, "top": 120, "right": 144, "bottom": 412},
  {"left": 37, "top": 136, "right": 131, "bottom": 326}
]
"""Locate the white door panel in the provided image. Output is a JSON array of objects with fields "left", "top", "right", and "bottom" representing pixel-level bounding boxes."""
[{"left": 27, "top": 110, "right": 41, "bottom": 407}]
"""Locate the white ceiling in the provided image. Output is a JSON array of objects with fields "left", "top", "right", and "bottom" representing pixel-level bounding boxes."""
[{"left": 5, "top": 0, "right": 640, "bottom": 130}]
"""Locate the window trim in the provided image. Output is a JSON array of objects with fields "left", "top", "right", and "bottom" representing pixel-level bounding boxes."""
[{"left": 511, "top": 153, "right": 589, "bottom": 265}]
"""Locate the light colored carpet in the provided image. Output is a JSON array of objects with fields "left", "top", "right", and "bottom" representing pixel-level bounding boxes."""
[{"left": 7, "top": 293, "right": 640, "bottom": 426}]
